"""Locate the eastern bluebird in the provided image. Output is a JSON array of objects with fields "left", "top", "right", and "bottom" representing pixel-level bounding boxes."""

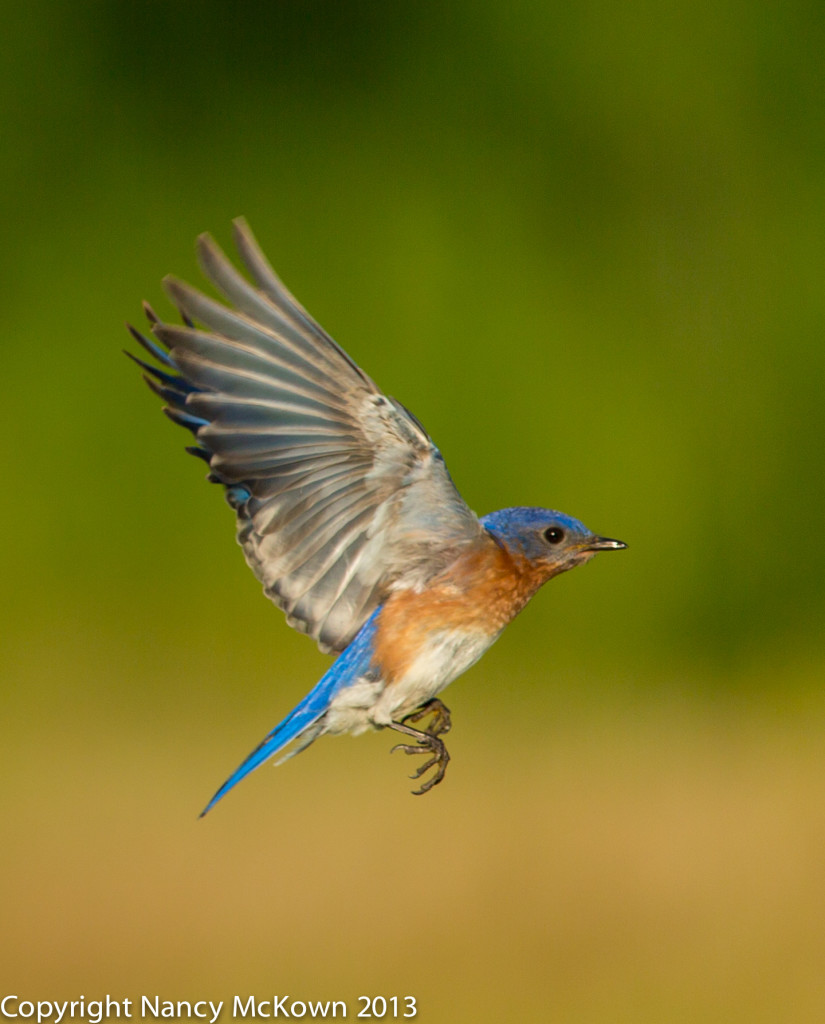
[{"left": 127, "top": 219, "right": 626, "bottom": 815}]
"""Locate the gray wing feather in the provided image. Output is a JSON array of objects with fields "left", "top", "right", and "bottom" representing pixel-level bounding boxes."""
[{"left": 137, "top": 219, "right": 482, "bottom": 653}]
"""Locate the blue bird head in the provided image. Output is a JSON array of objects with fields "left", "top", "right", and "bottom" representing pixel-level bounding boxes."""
[{"left": 480, "top": 507, "right": 626, "bottom": 577}]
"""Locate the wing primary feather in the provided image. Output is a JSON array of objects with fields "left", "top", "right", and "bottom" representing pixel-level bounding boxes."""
[
  {"left": 170, "top": 350, "right": 351, "bottom": 411},
  {"left": 177, "top": 305, "right": 195, "bottom": 329},
  {"left": 127, "top": 322, "right": 174, "bottom": 368},
  {"left": 165, "top": 275, "right": 344, "bottom": 376},
  {"left": 155, "top": 321, "right": 354, "bottom": 397},
  {"left": 163, "top": 407, "right": 210, "bottom": 435},
  {"left": 230, "top": 219, "right": 327, "bottom": 334},
  {"left": 123, "top": 349, "right": 197, "bottom": 394},
  {"left": 185, "top": 377, "right": 352, "bottom": 420},
  {"left": 185, "top": 445, "right": 212, "bottom": 465},
  {"left": 230, "top": 218, "right": 376, "bottom": 388},
  {"left": 143, "top": 373, "right": 191, "bottom": 406},
  {"left": 203, "top": 430, "right": 361, "bottom": 458},
  {"left": 142, "top": 301, "right": 160, "bottom": 324},
  {"left": 129, "top": 221, "right": 482, "bottom": 655},
  {"left": 195, "top": 236, "right": 348, "bottom": 370},
  {"left": 209, "top": 447, "right": 360, "bottom": 479},
  {"left": 187, "top": 395, "right": 352, "bottom": 433}
]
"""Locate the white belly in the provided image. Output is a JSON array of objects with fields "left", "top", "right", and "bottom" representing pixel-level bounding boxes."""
[{"left": 323, "top": 627, "right": 499, "bottom": 736}]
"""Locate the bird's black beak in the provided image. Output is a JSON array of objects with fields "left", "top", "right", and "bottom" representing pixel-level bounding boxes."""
[{"left": 586, "top": 536, "right": 627, "bottom": 551}]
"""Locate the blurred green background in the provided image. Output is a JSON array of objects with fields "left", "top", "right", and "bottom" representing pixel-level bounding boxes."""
[{"left": 2, "top": 2, "right": 825, "bottom": 1020}]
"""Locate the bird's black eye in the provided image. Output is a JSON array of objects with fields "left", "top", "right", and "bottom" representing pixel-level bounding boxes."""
[{"left": 544, "top": 527, "right": 565, "bottom": 545}]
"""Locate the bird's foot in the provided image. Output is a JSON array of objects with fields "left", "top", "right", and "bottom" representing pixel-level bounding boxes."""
[
  {"left": 401, "top": 698, "right": 452, "bottom": 737},
  {"left": 389, "top": 719, "right": 451, "bottom": 795}
]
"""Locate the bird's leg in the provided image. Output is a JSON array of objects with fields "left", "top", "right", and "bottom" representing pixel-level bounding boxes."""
[
  {"left": 388, "top": 707, "right": 451, "bottom": 796},
  {"left": 402, "top": 698, "right": 452, "bottom": 738}
]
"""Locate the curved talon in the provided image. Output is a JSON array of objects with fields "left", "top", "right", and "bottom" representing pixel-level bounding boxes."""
[
  {"left": 388, "top": 719, "right": 450, "bottom": 795},
  {"left": 390, "top": 742, "right": 423, "bottom": 757},
  {"left": 402, "top": 698, "right": 452, "bottom": 737},
  {"left": 411, "top": 750, "right": 448, "bottom": 795},
  {"left": 410, "top": 755, "right": 439, "bottom": 779}
]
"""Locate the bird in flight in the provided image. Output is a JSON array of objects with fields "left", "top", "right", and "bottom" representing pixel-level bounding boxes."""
[{"left": 127, "top": 219, "right": 626, "bottom": 815}]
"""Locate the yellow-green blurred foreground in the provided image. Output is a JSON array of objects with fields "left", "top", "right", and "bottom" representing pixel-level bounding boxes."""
[
  {"left": 2, "top": 3, "right": 825, "bottom": 1021},
  {"left": 6, "top": 673, "right": 825, "bottom": 1022}
]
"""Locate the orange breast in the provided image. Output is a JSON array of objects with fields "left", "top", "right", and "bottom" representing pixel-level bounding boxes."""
[{"left": 372, "top": 536, "right": 552, "bottom": 682}]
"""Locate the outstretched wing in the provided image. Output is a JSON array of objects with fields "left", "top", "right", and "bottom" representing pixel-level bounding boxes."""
[{"left": 129, "top": 219, "right": 482, "bottom": 653}]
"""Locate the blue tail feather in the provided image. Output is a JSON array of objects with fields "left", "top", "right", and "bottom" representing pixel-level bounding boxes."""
[{"left": 199, "top": 611, "right": 380, "bottom": 817}]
